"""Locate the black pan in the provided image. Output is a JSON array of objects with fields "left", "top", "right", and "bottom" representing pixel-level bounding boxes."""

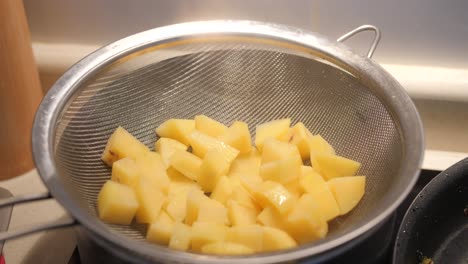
[{"left": 393, "top": 158, "right": 468, "bottom": 263}]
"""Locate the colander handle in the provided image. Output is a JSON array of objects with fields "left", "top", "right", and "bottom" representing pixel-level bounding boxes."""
[
  {"left": 337, "top": 25, "right": 381, "bottom": 58},
  {"left": 0, "top": 192, "right": 76, "bottom": 241}
]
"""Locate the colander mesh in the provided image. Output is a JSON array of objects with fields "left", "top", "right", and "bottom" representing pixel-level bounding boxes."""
[{"left": 54, "top": 39, "right": 401, "bottom": 243}]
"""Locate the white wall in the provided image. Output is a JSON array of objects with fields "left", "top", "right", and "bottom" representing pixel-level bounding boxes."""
[{"left": 25, "top": 0, "right": 468, "bottom": 68}]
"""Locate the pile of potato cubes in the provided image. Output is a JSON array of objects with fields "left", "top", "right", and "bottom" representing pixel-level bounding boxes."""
[{"left": 97, "top": 115, "right": 365, "bottom": 255}]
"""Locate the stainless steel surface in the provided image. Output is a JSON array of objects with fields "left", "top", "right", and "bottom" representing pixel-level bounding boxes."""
[
  {"left": 31, "top": 21, "right": 424, "bottom": 263},
  {"left": 337, "top": 25, "right": 381, "bottom": 58},
  {"left": 0, "top": 217, "right": 75, "bottom": 241},
  {"left": 0, "top": 192, "right": 50, "bottom": 208},
  {"left": 0, "top": 188, "right": 13, "bottom": 254},
  {"left": 0, "top": 191, "right": 76, "bottom": 242}
]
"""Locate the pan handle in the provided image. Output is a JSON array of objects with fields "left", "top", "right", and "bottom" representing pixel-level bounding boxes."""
[
  {"left": 337, "top": 25, "right": 381, "bottom": 58},
  {"left": 0, "top": 192, "right": 76, "bottom": 241}
]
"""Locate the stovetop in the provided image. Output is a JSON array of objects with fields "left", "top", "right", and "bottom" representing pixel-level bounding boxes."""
[{"left": 68, "top": 170, "right": 441, "bottom": 264}]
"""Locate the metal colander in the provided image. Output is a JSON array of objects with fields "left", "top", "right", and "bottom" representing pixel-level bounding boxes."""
[{"left": 30, "top": 21, "right": 423, "bottom": 263}]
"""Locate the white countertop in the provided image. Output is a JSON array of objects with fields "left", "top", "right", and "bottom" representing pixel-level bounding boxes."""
[{"left": 0, "top": 170, "right": 76, "bottom": 264}]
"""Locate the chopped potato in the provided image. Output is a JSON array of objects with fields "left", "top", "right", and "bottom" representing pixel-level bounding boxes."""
[
  {"left": 98, "top": 117, "right": 366, "bottom": 255},
  {"left": 196, "top": 199, "right": 229, "bottom": 225},
  {"left": 155, "top": 119, "right": 195, "bottom": 146},
  {"left": 155, "top": 137, "right": 188, "bottom": 168},
  {"left": 226, "top": 225, "right": 263, "bottom": 252},
  {"left": 283, "top": 177, "right": 303, "bottom": 199},
  {"left": 253, "top": 181, "right": 295, "bottom": 214},
  {"left": 189, "top": 130, "right": 239, "bottom": 162},
  {"left": 260, "top": 158, "right": 301, "bottom": 184},
  {"left": 227, "top": 200, "right": 258, "bottom": 226},
  {"left": 299, "top": 166, "right": 340, "bottom": 221},
  {"left": 146, "top": 211, "right": 175, "bottom": 245},
  {"left": 201, "top": 242, "right": 254, "bottom": 255},
  {"left": 256, "top": 206, "right": 286, "bottom": 229},
  {"left": 312, "top": 154, "right": 361, "bottom": 180},
  {"left": 229, "top": 148, "right": 261, "bottom": 177},
  {"left": 286, "top": 194, "right": 328, "bottom": 243},
  {"left": 230, "top": 184, "right": 259, "bottom": 211},
  {"left": 133, "top": 178, "right": 166, "bottom": 224},
  {"left": 195, "top": 115, "right": 228, "bottom": 138},
  {"left": 166, "top": 167, "right": 200, "bottom": 196},
  {"left": 135, "top": 152, "right": 170, "bottom": 193},
  {"left": 219, "top": 121, "right": 252, "bottom": 154},
  {"left": 198, "top": 149, "right": 231, "bottom": 192},
  {"left": 111, "top": 157, "right": 139, "bottom": 187},
  {"left": 184, "top": 189, "right": 209, "bottom": 225},
  {"left": 309, "top": 135, "right": 336, "bottom": 158},
  {"left": 210, "top": 176, "right": 234, "bottom": 205},
  {"left": 255, "top": 118, "right": 291, "bottom": 151},
  {"left": 327, "top": 176, "right": 366, "bottom": 215},
  {"left": 97, "top": 180, "right": 139, "bottom": 225},
  {"left": 170, "top": 150, "right": 202, "bottom": 181},
  {"left": 169, "top": 222, "right": 192, "bottom": 251},
  {"left": 101, "top": 126, "right": 150, "bottom": 166},
  {"left": 261, "top": 139, "right": 302, "bottom": 166},
  {"left": 283, "top": 122, "right": 314, "bottom": 160},
  {"left": 164, "top": 188, "right": 191, "bottom": 222},
  {"left": 262, "top": 226, "right": 297, "bottom": 251},
  {"left": 191, "top": 222, "right": 228, "bottom": 252}
]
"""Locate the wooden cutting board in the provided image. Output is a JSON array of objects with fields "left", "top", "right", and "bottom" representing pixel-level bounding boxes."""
[{"left": 0, "top": 0, "right": 43, "bottom": 179}]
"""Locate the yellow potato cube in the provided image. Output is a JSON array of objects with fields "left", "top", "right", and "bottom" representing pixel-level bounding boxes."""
[
  {"left": 185, "top": 189, "right": 210, "bottom": 225},
  {"left": 169, "top": 222, "right": 192, "bottom": 251},
  {"left": 309, "top": 135, "right": 336, "bottom": 158},
  {"left": 312, "top": 154, "right": 361, "bottom": 180},
  {"left": 327, "top": 176, "right": 366, "bottom": 215},
  {"left": 111, "top": 157, "right": 139, "bottom": 187},
  {"left": 219, "top": 121, "right": 252, "bottom": 154},
  {"left": 286, "top": 194, "right": 328, "bottom": 244},
  {"left": 261, "top": 139, "right": 302, "bottom": 166},
  {"left": 170, "top": 150, "right": 202, "bottom": 181},
  {"left": 166, "top": 167, "right": 200, "bottom": 196},
  {"left": 201, "top": 242, "right": 254, "bottom": 255},
  {"left": 262, "top": 226, "right": 297, "bottom": 252},
  {"left": 165, "top": 172, "right": 200, "bottom": 222},
  {"left": 231, "top": 185, "right": 260, "bottom": 211},
  {"left": 146, "top": 211, "right": 175, "bottom": 245},
  {"left": 189, "top": 130, "right": 239, "bottom": 162},
  {"left": 101, "top": 126, "right": 150, "bottom": 166},
  {"left": 288, "top": 122, "right": 314, "bottom": 160},
  {"left": 195, "top": 115, "right": 228, "bottom": 138},
  {"left": 133, "top": 178, "right": 166, "bottom": 224},
  {"left": 227, "top": 200, "right": 258, "bottom": 226},
  {"left": 253, "top": 181, "right": 295, "bottom": 214},
  {"left": 191, "top": 222, "right": 227, "bottom": 251},
  {"left": 198, "top": 150, "right": 231, "bottom": 193},
  {"left": 256, "top": 207, "right": 286, "bottom": 229},
  {"left": 135, "top": 152, "right": 170, "bottom": 193},
  {"left": 260, "top": 158, "right": 301, "bottom": 184},
  {"left": 97, "top": 181, "right": 139, "bottom": 225},
  {"left": 197, "top": 199, "right": 229, "bottom": 225},
  {"left": 164, "top": 191, "right": 189, "bottom": 222},
  {"left": 255, "top": 118, "right": 291, "bottom": 151},
  {"left": 210, "top": 176, "right": 233, "bottom": 205},
  {"left": 229, "top": 148, "right": 261, "bottom": 177},
  {"left": 299, "top": 166, "right": 340, "bottom": 221},
  {"left": 226, "top": 225, "right": 263, "bottom": 252},
  {"left": 155, "top": 119, "right": 195, "bottom": 146},
  {"left": 236, "top": 173, "right": 263, "bottom": 196},
  {"left": 283, "top": 178, "right": 303, "bottom": 199},
  {"left": 155, "top": 137, "right": 187, "bottom": 168}
]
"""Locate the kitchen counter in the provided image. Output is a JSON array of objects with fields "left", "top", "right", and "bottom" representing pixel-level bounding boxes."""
[{"left": 0, "top": 170, "right": 76, "bottom": 264}]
